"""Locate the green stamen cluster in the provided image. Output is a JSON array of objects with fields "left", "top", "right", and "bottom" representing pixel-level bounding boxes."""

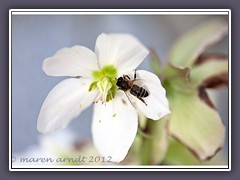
[{"left": 89, "top": 65, "right": 118, "bottom": 102}]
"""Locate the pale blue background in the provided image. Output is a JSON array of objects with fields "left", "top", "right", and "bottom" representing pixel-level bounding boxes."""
[{"left": 12, "top": 15, "right": 229, "bottom": 156}]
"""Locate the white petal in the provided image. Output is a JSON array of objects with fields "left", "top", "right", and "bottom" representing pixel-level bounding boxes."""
[
  {"left": 126, "top": 70, "right": 170, "bottom": 120},
  {"left": 43, "top": 45, "right": 99, "bottom": 78},
  {"left": 92, "top": 92, "right": 138, "bottom": 162},
  {"left": 95, "top": 33, "right": 149, "bottom": 74},
  {"left": 37, "top": 78, "right": 98, "bottom": 133}
]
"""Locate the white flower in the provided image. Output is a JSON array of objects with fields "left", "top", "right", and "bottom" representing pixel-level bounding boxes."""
[{"left": 37, "top": 33, "right": 170, "bottom": 162}]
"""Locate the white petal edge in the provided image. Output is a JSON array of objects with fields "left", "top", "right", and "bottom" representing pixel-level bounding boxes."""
[
  {"left": 37, "top": 78, "right": 98, "bottom": 133},
  {"left": 126, "top": 70, "right": 171, "bottom": 120},
  {"left": 92, "top": 92, "right": 138, "bottom": 162},
  {"left": 95, "top": 33, "right": 149, "bottom": 74},
  {"left": 43, "top": 45, "right": 99, "bottom": 78}
]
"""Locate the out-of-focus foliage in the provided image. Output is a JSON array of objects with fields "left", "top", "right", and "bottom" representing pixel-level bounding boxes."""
[{"left": 137, "top": 19, "right": 228, "bottom": 165}]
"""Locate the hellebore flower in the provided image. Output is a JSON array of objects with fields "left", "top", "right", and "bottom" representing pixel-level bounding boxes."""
[{"left": 37, "top": 33, "right": 170, "bottom": 162}]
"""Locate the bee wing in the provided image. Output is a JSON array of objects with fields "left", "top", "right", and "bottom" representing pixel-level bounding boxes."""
[
  {"left": 133, "top": 78, "right": 146, "bottom": 85},
  {"left": 133, "top": 78, "right": 144, "bottom": 83},
  {"left": 132, "top": 79, "right": 149, "bottom": 91}
]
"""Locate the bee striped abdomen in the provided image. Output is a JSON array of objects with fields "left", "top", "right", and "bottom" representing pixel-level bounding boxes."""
[
  {"left": 140, "top": 87, "right": 149, "bottom": 97},
  {"left": 130, "top": 85, "right": 149, "bottom": 98}
]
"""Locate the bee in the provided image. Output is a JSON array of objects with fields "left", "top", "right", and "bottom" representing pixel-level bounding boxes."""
[{"left": 116, "top": 71, "right": 149, "bottom": 106}]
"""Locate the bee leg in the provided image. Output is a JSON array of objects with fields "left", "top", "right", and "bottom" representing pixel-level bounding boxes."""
[
  {"left": 132, "top": 70, "right": 137, "bottom": 83},
  {"left": 124, "top": 92, "right": 136, "bottom": 109},
  {"left": 139, "top": 97, "right": 147, "bottom": 106},
  {"left": 134, "top": 70, "right": 137, "bottom": 80}
]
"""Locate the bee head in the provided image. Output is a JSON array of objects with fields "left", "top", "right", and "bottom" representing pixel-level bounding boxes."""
[{"left": 116, "top": 77, "right": 123, "bottom": 87}]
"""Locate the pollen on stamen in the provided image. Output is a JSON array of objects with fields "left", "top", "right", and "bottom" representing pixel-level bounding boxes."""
[
  {"left": 98, "top": 119, "right": 102, "bottom": 123},
  {"left": 79, "top": 104, "right": 82, "bottom": 108},
  {"left": 112, "top": 113, "right": 116, "bottom": 117}
]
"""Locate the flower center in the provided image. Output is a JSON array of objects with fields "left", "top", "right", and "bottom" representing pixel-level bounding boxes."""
[{"left": 89, "top": 65, "right": 117, "bottom": 103}]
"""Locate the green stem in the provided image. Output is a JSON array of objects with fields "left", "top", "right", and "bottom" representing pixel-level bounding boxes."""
[
  {"left": 139, "top": 118, "right": 169, "bottom": 165},
  {"left": 139, "top": 120, "right": 155, "bottom": 165}
]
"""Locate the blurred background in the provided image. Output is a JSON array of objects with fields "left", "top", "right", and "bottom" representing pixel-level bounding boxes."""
[{"left": 11, "top": 14, "right": 229, "bottom": 164}]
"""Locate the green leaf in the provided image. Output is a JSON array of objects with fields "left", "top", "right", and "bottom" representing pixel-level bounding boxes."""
[
  {"left": 140, "top": 117, "right": 169, "bottom": 165},
  {"left": 164, "top": 63, "right": 191, "bottom": 80},
  {"left": 190, "top": 55, "right": 228, "bottom": 88},
  {"left": 163, "top": 138, "right": 227, "bottom": 165},
  {"left": 168, "top": 90, "right": 225, "bottom": 161},
  {"left": 168, "top": 20, "right": 228, "bottom": 67}
]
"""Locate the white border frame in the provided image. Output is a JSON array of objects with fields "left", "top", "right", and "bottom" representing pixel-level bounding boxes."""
[{"left": 9, "top": 9, "right": 231, "bottom": 171}]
